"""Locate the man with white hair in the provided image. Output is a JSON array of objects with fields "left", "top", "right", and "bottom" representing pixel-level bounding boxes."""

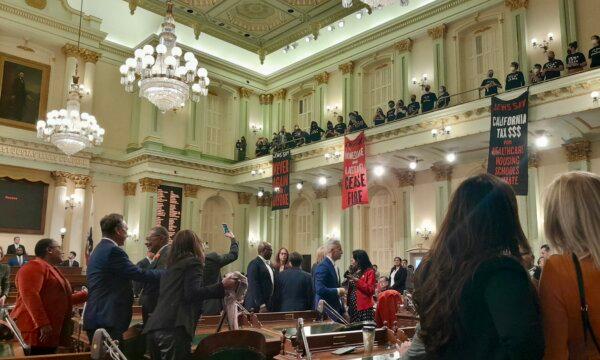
[
  {"left": 314, "top": 239, "right": 347, "bottom": 322},
  {"left": 243, "top": 241, "right": 274, "bottom": 313}
]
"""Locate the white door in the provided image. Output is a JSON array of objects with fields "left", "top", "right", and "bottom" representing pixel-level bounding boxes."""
[
  {"left": 461, "top": 25, "right": 499, "bottom": 102},
  {"left": 365, "top": 63, "right": 392, "bottom": 119},
  {"left": 291, "top": 198, "right": 313, "bottom": 256},
  {"left": 368, "top": 190, "right": 394, "bottom": 272}
]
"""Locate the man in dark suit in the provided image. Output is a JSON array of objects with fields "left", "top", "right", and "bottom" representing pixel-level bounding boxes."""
[
  {"left": 314, "top": 240, "right": 346, "bottom": 322},
  {"left": 202, "top": 230, "right": 239, "bottom": 315},
  {"left": 59, "top": 251, "right": 80, "bottom": 267},
  {"left": 390, "top": 257, "right": 407, "bottom": 293},
  {"left": 8, "top": 247, "right": 28, "bottom": 267},
  {"left": 243, "top": 241, "right": 273, "bottom": 313},
  {"left": 273, "top": 252, "right": 313, "bottom": 312},
  {"left": 83, "top": 213, "right": 162, "bottom": 343},
  {"left": 7, "top": 236, "right": 26, "bottom": 255},
  {"left": 138, "top": 226, "right": 170, "bottom": 324}
]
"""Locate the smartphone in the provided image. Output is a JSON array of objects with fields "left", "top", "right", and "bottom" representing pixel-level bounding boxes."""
[{"left": 221, "top": 223, "right": 230, "bottom": 234}]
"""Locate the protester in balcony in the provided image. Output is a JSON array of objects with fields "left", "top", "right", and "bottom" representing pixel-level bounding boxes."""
[
  {"left": 395, "top": 100, "right": 408, "bottom": 120},
  {"left": 437, "top": 86, "right": 450, "bottom": 108},
  {"left": 566, "top": 41, "right": 587, "bottom": 74},
  {"left": 291, "top": 125, "right": 303, "bottom": 147},
  {"left": 255, "top": 137, "right": 270, "bottom": 157},
  {"left": 420, "top": 85, "right": 438, "bottom": 113},
  {"left": 505, "top": 62, "right": 526, "bottom": 91},
  {"left": 279, "top": 126, "right": 293, "bottom": 149},
  {"left": 270, "top": 132, "right": 280, "bottom": 152},
  {"left": 373, "top": 107, "right": 386, "bottom": 126},
  {"left": 309, "top": 121, "right": 325, "bottom": 142},
  {"left": 353, "top": 111, "right": 368, "bottom": 131},
  {"left": 480, "top": 69, "right": 502, "bottom": 97},
  {"left": 324, "top": 121, "right": 336, "bottom": 139},
  {"left": 386, "top": 100, "right": 396, "bottom": 122},
  {"left": 542, "top": 51, "right": 564, "bottom": 80},
  {"left": 407, "top": 95, "right": 420, "bottom": 116},
  {"left": 590, "top": 35, "right": 600, "bottom": 69},
  {"left": 530, "top": 64, "right": 544, "bottom": 84},
  {"left": 346, "top": 113, "right": 357, "bottom": 134},
  {"left": 334, "top": 115, "right": 347, "bottom": 135}
]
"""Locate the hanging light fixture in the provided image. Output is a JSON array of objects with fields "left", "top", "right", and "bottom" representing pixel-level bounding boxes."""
[
  {"left": 119, "top": 0, "right": 209, "bottom": 113},
  {"left": 37, "top": 0, "right": 104, "bottom": 156}
]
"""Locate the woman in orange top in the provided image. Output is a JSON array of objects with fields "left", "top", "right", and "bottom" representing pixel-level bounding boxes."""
[
  {"left": 540, "top": 171, "right": 600, "bottom": 358},
  {"left": 11, "top": 238, "right": 87, "bottom": 355}
]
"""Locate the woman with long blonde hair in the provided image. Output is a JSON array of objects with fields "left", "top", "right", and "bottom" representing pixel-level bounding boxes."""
[{"left": 540, "top": 171, "right": 600, "bottom": 358}]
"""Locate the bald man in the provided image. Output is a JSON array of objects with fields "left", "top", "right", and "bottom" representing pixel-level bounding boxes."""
[{"left": 243, "top": 241, "right": 274, "bottom": 313}]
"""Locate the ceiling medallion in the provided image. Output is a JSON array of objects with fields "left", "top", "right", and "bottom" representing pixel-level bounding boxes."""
[
  {"left": 119, "top": 0, "right": 210, "bottom": 113},
  {"left": 343, "top": 0, "right": 409, "bottom": 9}
]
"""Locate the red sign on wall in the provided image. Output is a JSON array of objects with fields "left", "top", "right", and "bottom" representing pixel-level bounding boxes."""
[{"left": 342, "top": 131, "right": 369, "bottom": 209}]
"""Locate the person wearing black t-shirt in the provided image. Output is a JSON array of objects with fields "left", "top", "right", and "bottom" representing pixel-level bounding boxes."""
[
  {"left": 437, "top": 86, "right": 450, "bottom": 108},
  {"left": 589, "top": 35, "right": 600, "bottom": 69},
  {"left": 324, "top": 121, "right": 336, "bottom": 139},
  {"left": 480, "top": 69, "right": 502, "bottom": 97},
  {"left": 407, "top": 95, "right": 420, "bottom": 116},
  {"left": 542, "top": 51, "right": 564, "bottom": 80},
  {"left": 395, "top": 100, "right": 407, "bottom": 120},
  {"left": 420, "top": 85, "right": 438, "bottom": 113},
  {"left": 565, "top": 41, "right": 587, "bottom": 74},
  {"left": 292, "top": 125, "right": 305, "bottom": 147},
  {"left": 353, "top": 112, "right": 368, "bottom": 131},
  {"left": 385, "top": 100, "right": 396, "bottom": 122},
  {"left": 308, "top": 121, "right": 325, "bottom": 142},
  {"left": 505, "top": 62, "right": 525, "bottom": 91},
  {"left": 373, "top": 107, "right": 385, "bottom": 126},
  {"left": 334, "top": 115, "right": 346, "bottom": 135}
]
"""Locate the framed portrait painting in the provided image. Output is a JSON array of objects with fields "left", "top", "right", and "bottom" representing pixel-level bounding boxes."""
[{"left": 0, "top": 52, "right": 50, "bottom": 130}]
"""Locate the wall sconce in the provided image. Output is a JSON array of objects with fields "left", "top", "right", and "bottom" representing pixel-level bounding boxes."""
[
  {"left": 416, "top": 227, "right": 432, "bottom": 241},
  {"left": 248, "top": 235, "right": 259, "bottom": 247},
  {"left": 592, "top": 91, "right": 599, "bottom": 104},
  {"left": 324, "top": 150, "right": 342, "bottom": 161},
  {"left": 326, "top": 105, "right": 339, "bottom": 113},
  {"left": 251, "top": 168, "right": 266, "bottom": 176},
  {"left": 60, "top": 227, "right": 67, "bottom": 242},
  {"left": 128, "top": 229, "right": 139, "bottom": 242},
  {"left": 257, "top": 188, "right": 265, "bottom": 198},
  {"left": 531, "top": 33, "right": 554, "bottom": 52},
  {"left": 412, "top": 74, "right": 428, "bottom": 90},
  {"left": 250, "top": 123, "right": 263, "bottom": 134},
  {"left": 64, "top": 194, "right": 81, "bottom": 210}
]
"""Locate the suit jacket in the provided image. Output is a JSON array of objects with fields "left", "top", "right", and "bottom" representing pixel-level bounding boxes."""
[
  {"left": 83, "top": 238, "right": 162, "bottom": 336},
  {"left": 11, "top": 259, "right": 87, "bottom": 347},
  {"left": 390, "top": 266, "right": 407, "bottom": 293},
  {"left": 139, "top": 244, "right": 170, "bottom": 319},
  {"left": 8, "top": 255, "right": 28, "bottom": 267},
  {"left": 314, "top": 257, "right": 345, "bottom": 318},
  {"left": 273, "top": 267, "right": 313, "bottom": 312},
  {"left": 243, "top": 256, "right": 274, "bottom": 312},
  {"left": 7, "top": 244, "right": 26, "bottom": 255},
  {"left": 143, "top": 255, "right": 224, "bottom": 338},
  {"left": 0, "top": 264, "right": 9, "bottom": 298},
  {"left": 59, "top": 260, "right": 80, "bottom": 267},
  {"left": 202, "top": 240, "right": 239, "bottom": 315}
]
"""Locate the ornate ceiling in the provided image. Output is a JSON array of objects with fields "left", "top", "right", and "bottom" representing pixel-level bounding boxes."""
[{"left": 127, "top": 0, "right": 366, "bottom": 61}]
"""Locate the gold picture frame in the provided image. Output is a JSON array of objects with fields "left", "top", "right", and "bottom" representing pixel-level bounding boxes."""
[{"left": 0, "top": 52, "right": 50, "bottom": 131}]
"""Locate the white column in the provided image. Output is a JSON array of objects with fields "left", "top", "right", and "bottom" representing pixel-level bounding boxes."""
[
  {"left": 431, "top": 164, "right": 452, "bottom": 229},
  {"left": 235, "top": 193, "right": 252, "bottom": 270},
  {"left": 68, "top": 174, "right": 90, "bottom": 257},
  {"left": 62, "top": 44, "right": 79, "bottom": 98},
  {"left": 135, "top": 178, "right": 162, "bottom": 262},
  {"left": 49, "top": 172, "right": 70, "bottom": 244},
  {"left": 339, "top": 62, "right": 355, "bottom": 121},
  {"left": 396, "top": 170, "right": 416, "bottom": 257},
  {"left": 182, "top": 185, "right": 200, "bottom": 231},
  {"left": 314, "top": 72, "right": 329, "bottom": 128},
  {"left": 81, "top": 50, "right": 100, "bottom": 113}
]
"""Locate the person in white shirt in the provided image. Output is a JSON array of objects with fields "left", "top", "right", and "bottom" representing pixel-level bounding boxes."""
[
  {"left": 243, "top": 241, "right": 274, "bottom": 312},
  {"left": 60, "top": 251, "right": 79, "bottom": 267}
]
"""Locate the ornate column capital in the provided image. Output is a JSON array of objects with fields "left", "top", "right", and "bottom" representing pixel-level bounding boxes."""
[
  {"left": 427, "top": 24, "right": 447, "bottom": 40},
  {"left": 70, "top": 174, "right": 91, "bottom": 189},
  {"left": 259, "top": 94, "right": 274, "bottom": 105},
  {"left": 338, "top": 61, "right": 355, "bottom": 75},
  {"left": 563, "top": 139, "right": 591, "bottom": 162},
  {"left": 315, "top": 188, "right": 328, "bottom": 199},
  {"left": 183, "top": 184, "right": 200, "bottom": 198},
  {"left": 123, "top": 182, "right": 137, "bottom": 196},
  {"left": 314, "top": 72, "right": 330, "bottom": 85},
  {"left": 256, "top": 194, "right": 272, "bottom": 207},
  {"left": 51, "top": 171, "right": 71, "bottom": 186},
  {"left": 238, "top": 192, "right": 252, "bottom": 205},
  {"left": 394, "top": 38, "right": 413, "bottom": 53},
  {"left": 81, "top": 49, "right": 101, "bottom": 64},
  {"left": 395, "top": 169, "right": 416, "bottom": 187},
  {"left": 139, "top": 177, "right": 162, "bottom": 192},
  {"left": 505, "top": 0, "right": 528, "bottom": 11},
  {"left": 62, "top": 43, "right": 80, "bottom": 57},
  {"left": 25, "top": 0, "right": 47, "bottom": 9},
  {"left": 431, "top": 164, "right": 453, "bottom": 181},
  {"left": 528, "top": 151, "right": 540, "bottom": 168},
  {"left": 273, "top": 89, "right": 287, "bottom": 101},
  {"left": 238, "top": 87, "right": 254, "bottom": 98}
]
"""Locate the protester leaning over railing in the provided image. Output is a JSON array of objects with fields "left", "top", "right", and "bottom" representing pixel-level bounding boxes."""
[
  {"left": 334, "top": 115, "right": 347, "bottom": 135},
  {"left": 373, "top": 107, "right": 386, "bottom": 126},
  {"left": 407, "top": 95, "right": 420, "bottom": 116},
  {"left": 396, "top": 100, "right": 408, "bottom": 119},
  {"left": 386, "top": 100, "right": 396, "bottom": 122}
]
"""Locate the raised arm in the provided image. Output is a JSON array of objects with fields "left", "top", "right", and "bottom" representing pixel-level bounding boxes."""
[
  {"left": 183, "top": 261, "right": 225, "bottom": 302},
  {"left": 217, "top": 238, "right": 239, "bottom": 267}
]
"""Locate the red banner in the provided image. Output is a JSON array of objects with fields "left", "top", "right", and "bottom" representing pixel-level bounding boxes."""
[{"left": 342, "top": 132, "right": 369, "bottom": 209}]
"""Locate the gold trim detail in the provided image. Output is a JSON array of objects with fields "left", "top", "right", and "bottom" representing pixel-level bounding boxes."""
[
  {"left": 315, "top": 188, "right": 328, "bottom": 199},
  {"left": 256, "top": 193, "right": 272, "bottom": 207},
  {"left": 273, "top": 89, "right": 287, "bottom": 101},
  {"left": 51, "top": 171, "right": 71, "bottom": 186},
  {"left": 427, "top": 24, "right": 447, "bottom": 40},
  {"left": 528, "top": 152, "right": 539, "bottom": 168},
  {"left": 70, "top": 174, "right": 91, "bottom": 189},
  {"left": 394, "top": 38, "right": 413, "bottom": 53},
  {"left": 338, "top": 61, "right": 355, "bottom": 75},
  {"left": 183, "top": 184, "right": 200, "bottom": 197},
  {"left": 238, "top": 192, "right": 252, "bottom": 205},
  {"left": 239, "top": 87, "right": 254, "bottom": 98},
  {"left": 25, "top": 0, "right": 46, "bottom": 10},
  {"left": 505, "top": 0, "right": 528, "bottom": 11},
  {"left": 123, "top": 182, "right": 137, "bottom": 196},
  {"left": 395, "top": 169, "right": 415, "bottom": 187},
  {"left": 139, "top": 178, "right": 162, "bottom": 192},
  {"left": 81, "top": 49, "right": 101, "bottom": 63},
  {"left": 431, "top": 164, "right": 453, "bottom": 181},
  {"left": 314, "top": 72, "right": 329, "bottom": 85},
  {"left": 563, "top": 140, "right": 591, "bottom": 162},
  {"left": 259, "top": 94, "right": 274, "bottom": 105}
]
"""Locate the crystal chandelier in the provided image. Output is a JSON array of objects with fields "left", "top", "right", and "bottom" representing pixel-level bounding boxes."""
[{"left": 119, "top": 0, "right": 209, "bottom": 113}]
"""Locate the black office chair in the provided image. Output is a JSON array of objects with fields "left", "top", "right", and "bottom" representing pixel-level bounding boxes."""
[{"left": 194, "top": 330, "right": 267, "bottom": 360}]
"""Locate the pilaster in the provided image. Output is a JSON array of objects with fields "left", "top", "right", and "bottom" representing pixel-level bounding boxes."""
[
  {"left": 431, "top": 164, "right": 452, "bottom": 228},
  {"left": 563, "top": 139, "right": 591, "bottom": 171},
  {"left": 136, "top": 177, "right": 162, "bottom": 262},
  {"left": 127, "top": 91, "right": 141, "bottom": 151},
  {"left": 50, "top": 171, "right": 70, "bottom": 243},
  {"left": 239, "top": 87, "right": 253, "bottom": 139},
  {"left": 393, "top": 39, "right": 413, "bottom": 102},
  {"left": 315, "top": 72, "right": 329, "bottom": 127},
  {"left": 68, "top": 174, "right": 91, "bottom": 259},
  {"left": 395, "top": 170, "right": 415, "bottom": 255},
  {"left": 139, "top": 98, "right": 163, "bottom": 150},
  {"left": 339, "top": 62, "right": 355, "bottom": 118},
  {"left": 184, "top": 102, "right": 202, "bottom": 156},
  {"left": 62, "top": 44, "right": 79, "bottom": 99},
  {"left": 315, "top": 188, "right": 328, "bottom": 244},
  {"left": 182, "top": 184, "right": 200, "bottom": 232},
  {"left": 81, "top": 49, "right": 100, "bottom": 113},
  {"left": 236, "top": 192, "right": 252, "bottom": 269},
  {"left": 506, "top": 0, "right": 529, "bottom": 76},
  {"left": 558, "top": 0, "right": 577, "bottom": 57},
  {"left": 427, "top": 25, "right": 447, "bottom": 91},
  {"left": 122, "top": 182, "right": 137, "bottom": 229},
  {"left": 260, "top": 93, "right": 274, "bottom": 136}
]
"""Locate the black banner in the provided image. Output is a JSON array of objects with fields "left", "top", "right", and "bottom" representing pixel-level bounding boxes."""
[
  {"left": 156, "top": 185, "right": 182, "bottom": 239},
  {"left": 487, "top": 91, "right": 529, "bottom": 195},
  {"left": 272, "top": 149, "right": 291, "bottom": 210}
]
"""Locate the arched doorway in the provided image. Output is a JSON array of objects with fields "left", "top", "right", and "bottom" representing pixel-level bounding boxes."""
[
  {"left": 368, "top": 188, "right": 394, "bottom": 272},
  {"left": 290, "top": 197, "right": 314, "bottom": 256}
]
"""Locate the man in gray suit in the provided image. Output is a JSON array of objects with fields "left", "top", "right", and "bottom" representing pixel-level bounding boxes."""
[
  {"left": 202, "top": 231, "right": 239, "bottom": 315},
  {"left": 139, "top": 226, "right": 170, "bottom": 324}
]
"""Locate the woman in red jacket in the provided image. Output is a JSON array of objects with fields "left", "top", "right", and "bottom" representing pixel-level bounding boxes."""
[
  {"left": 346, "top": 249, "right": 376, "bottom": 323},
  {"left": 11, "top": 238, "right": 87, "bottom": 355}
]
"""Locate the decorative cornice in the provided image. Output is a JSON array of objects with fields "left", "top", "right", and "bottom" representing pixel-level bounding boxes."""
[
  {"left": 123, "top": 182, "right": 137, "bottom": 196},
  {"left": 256, "top": 193, "right": 272, "bottom": 207},
  {"left": 139, "top": 177, "right": 162, "bottom": 192},
  {"left": 62, "top": 43, "right": 80, "bottom": 57},
  {"left": 505, "top": 0, "right": 528, "bottom": 11},
  {"left": 394, "top": 38, "right": 413, "bottom": 53},
  {"left": 431, "top": 164, "right": 453, "bottom": 181},
  {"left": 238, "top": 87, "right": 254, "bottom": 99},
  {"left": 70, "top": 174, "right": 91, "bottom": 189},
  {"left": 315, "top": 188, "right": 328, "bottom": 199},
  {"left": 427, "top": 24, "right": 447, "bottom": 40},
  {"left": 395, "top": 169, "right": 416, "bottom": 187},
  {"left": 528, "top": 152, "right": 539, "bottom": 168},
  {"left": 238, "top": 192, "right": 252, "bottom": 205},
  {"left": 314, "top": 72, "right": 330, "bottom": 85},
  {"left": 563, "top": 140, "right": 591, "bottom": 162},
  {"left": 338, "top": 61, "right": 355, "bottom": 75},
  {"left": 273, "top": 89, "right": 287, "bottom": 101},
  {"left": 183, "top": 184, "right": 200, "bottom": 197},
  {"left": 51, "top": 171, "right": 71, "bottom": 186},
  {"left": 259, "top": 94, "right": 274, "bottom": 105},
  {"left": 81, "top": 49, "right": 101, "bottom": 64}
]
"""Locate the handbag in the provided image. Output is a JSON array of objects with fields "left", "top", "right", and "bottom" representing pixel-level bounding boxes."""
[{"left": 572, "top": 253, "right": 600, "bottom": 353}]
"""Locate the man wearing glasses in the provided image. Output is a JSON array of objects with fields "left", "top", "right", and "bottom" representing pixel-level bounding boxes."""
[{"left": 139, "top": 226, "right": 170, "bottom": 325}]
